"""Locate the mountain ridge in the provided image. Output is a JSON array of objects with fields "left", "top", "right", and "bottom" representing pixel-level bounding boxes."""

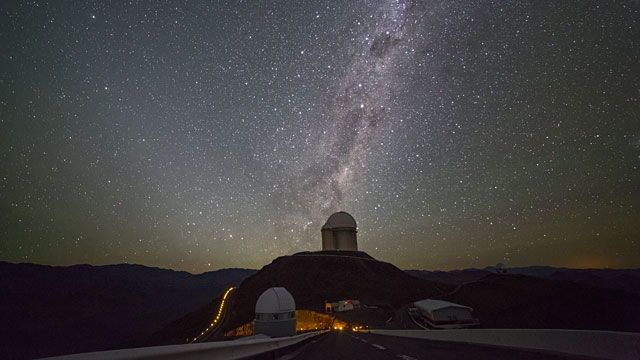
[{"left": 0, "top": 261, "right": 256, "bottom": 360}]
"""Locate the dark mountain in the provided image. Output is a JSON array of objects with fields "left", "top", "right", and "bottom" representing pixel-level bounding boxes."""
[
  {"left": 0, "top": 261, "right": 256, "bottom": 360},
  {"left": 488, "top": 265, "right": 563, "bottom": 278},
  {"left": 545, "top": 269, "right": 640, "bottom": 295},
  {"left": 406, "top": 268, "right": 492, "bottom": 285},
  {"left": 222, "top": 253, "right": 447, "bottom": 333},
  {"left": 439, "top": 274, "right": 640, "bottom": 332},
  {"left": 148, "top": 252, "right": 450, "bottom": 343},
  {"left": 407, "top": 266, "right": 640, "bottom": 295}
]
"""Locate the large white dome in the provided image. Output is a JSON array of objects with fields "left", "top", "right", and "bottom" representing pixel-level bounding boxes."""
[
  {"left": 321, "top": 211, "right": 357, "bottom": 230},
  {"left": 255, "top": 287, "right": 296, "bottom": 314}
]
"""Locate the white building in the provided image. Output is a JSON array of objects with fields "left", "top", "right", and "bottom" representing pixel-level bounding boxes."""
[
  {"left": 321, "top": 212, "right": 358, "bottom": 251},
  {"left": 254, "top": 287, "right": 297, "bottom": 337},
  {"left": 413, "top": 299, "right": 479, "bottom": 329}
]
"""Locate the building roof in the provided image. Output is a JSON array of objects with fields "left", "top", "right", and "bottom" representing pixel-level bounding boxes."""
[
  {"left": 255, "top": 287, "right": 296, "bottom": 314},
  {"left": 321, "top": 211, "right": 357, "bottom": 231},
  {"left": 414, "top": 299, "right": 473, "bottom": 312}
]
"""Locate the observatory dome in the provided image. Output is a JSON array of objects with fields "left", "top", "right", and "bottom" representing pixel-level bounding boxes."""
[
  {"left": 321, "top": 211, "right": 358, "bottom": 251},
  {"left": 255, "top": 287, "right": 296, "bottom": 314},
  {"left": 321, "top": 211, "right": 357, "bottom": 230},
  {"left": 254, "top": 287, "right": 297, "bottom": 337}
]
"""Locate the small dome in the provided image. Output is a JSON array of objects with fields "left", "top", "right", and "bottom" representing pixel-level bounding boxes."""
[
  {"left": 255, "top": 287, "right": 296, "bottom": 314},
  {"left": 321, "top": 211, "right": 357, "bottom": 230}
]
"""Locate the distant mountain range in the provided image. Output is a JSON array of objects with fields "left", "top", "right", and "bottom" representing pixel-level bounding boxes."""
[
  {"left": 406, "top": 266, "right": 640, "bottom": 295},
  {"left": 2, "top": 260, "right": 639, "bottom": 360},
  {"left": 0, "top": 261, "right": 256, "bottom": 360},
  {"left": 405, "top": 266, "right": 640, "bottom": 333}
]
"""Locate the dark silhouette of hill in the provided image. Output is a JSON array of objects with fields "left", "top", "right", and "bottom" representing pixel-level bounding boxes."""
[
  {"left": 147, "top": 252, "right": 449, "bottom": 343},
  {"left": 406, "top": 268, "right": 492, "bottom": 285},
  {"left": 407, "top": 266, "right": 640, "bottom": 295},
  {"left": 220, "top": 253, "right": 447, "bottom": 335},
  {"left": 439, "top": 273, "right": 640, "bottom": 332},
  {"left": 293, "top": 250, "right": 375, "bottom": 259},
  {"left": 0, "top": 261, "right": 256, "bottom": 360},
  {"left": 545, "top": 269, "right": 640, "bottom": 295}
]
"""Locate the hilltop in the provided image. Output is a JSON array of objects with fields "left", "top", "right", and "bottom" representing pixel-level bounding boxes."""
[
  {"left": 147, "top": 252, "right": 450, "bottom": 344},
  {"left": 222, "top": 252, "right": 447, "bottom": 332}
]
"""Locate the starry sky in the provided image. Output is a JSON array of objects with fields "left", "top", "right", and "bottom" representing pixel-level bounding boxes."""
[{"left": 1, "top": 0, "right": 639, "bottom": 273}]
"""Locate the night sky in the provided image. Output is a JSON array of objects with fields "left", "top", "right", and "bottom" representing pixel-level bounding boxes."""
[{"left": 1, "top": 1, "right": 639, "bottom": 273}]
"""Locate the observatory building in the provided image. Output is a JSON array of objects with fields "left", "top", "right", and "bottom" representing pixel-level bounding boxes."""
[
  {"left": 321, "top": 211, "right": 358, "bottom": 251},
  {"left": 413, "top": 299, "right": 479, "bottom": 329},
  {"left": 253, "top": 287, "right": 297, "bottom": 337}
]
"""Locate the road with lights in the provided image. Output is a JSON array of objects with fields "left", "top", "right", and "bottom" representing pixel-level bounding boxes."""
[
  {"left": 190, "top": 287, "right": 235, "bottom": 343},
  {"left": 282, "top": 331, "right": 593, "bottom": 360}
]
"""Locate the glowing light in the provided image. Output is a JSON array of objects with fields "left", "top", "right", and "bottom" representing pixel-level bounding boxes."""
[{"left": 190, "top": 287, "right": 236, "bottom": 343}]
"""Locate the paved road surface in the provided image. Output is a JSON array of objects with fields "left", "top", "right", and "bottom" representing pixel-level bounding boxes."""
[{"left": 279, "top": 331, "right": 594, "bottom": 360}]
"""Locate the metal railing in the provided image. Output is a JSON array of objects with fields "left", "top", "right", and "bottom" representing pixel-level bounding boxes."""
[{"left": 42, "top": 330, "right": 328, "bottom": 360}]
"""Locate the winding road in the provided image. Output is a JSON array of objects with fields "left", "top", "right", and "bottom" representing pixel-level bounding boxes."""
[{"left": 191, "top": 287, "right": 235, "bottom": 343}]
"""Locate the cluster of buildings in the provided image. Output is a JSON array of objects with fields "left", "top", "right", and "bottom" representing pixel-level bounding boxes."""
[
  {"left": 250, "top": 212, "right": 477, "bottom": 338},
  {"left": 325, "top": 299, "right": 360, "bottom": 313}
]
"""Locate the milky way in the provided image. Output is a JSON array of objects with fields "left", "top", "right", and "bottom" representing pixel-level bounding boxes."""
[
  {"left": 284, "top": 1, "right": 414, "bottom": 223},
  {"left": 1, "top": 1, "right": 638, "bottom": 272}
]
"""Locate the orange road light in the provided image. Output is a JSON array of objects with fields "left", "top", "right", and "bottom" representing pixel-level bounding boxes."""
[{"left": 191, "top": 287, "right": 236, "bottom": 343}]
